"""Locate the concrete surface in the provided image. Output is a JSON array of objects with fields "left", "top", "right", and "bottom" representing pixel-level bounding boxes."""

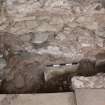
[
  {"left": 75, "top": 89, "right": 105, "bottom": 105},
  {"left": 0, "top": 93, "right": 75, "bottom": 105}
]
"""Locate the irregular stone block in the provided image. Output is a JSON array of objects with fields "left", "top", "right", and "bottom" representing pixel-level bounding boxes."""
[
  {"left": 72, "top": 73, "right": 105, "bottom": 89},
  {"left": 31, "top": 32, "right": 55, "bottom": 48}
]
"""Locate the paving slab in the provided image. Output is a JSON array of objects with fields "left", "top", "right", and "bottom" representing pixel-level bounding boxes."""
[
  {"left": 0, "top": 93, "right": 75, "bottom": 105},
  {"left": 75, "top": 89, "right": 105, "bottom": 105}
]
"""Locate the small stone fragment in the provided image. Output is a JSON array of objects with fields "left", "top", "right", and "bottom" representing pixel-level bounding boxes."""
[
  {"left": 32, "top": 32, "right": 54, "bottom": 44},
  {"left": 31, "top": 32, "right": 49, "bottom": 44}
]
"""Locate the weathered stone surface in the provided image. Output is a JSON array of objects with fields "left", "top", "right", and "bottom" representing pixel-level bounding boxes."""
[
  {"left": 0, "top": 57, "right": 6, "bottom": 70},
  {"left": 0, "top": 0, "right": 105, "bottom": 93},
  {"left": 31, "top": 31, "right": 55, "bottom": 48},
  {"left": 0, "top": 93, "right": 75, "bottom": 105},
  {"left": 0, "top": 32, "right": 25, "bottom": 53},
  {"left": 0, "top": 0, "right": 104, "bottom": 60},
  {"left": 72, "top": 73, "right": 105, "bottom": 89},
  {"left": 75, "top": 89, "right": 105, "bottom": 105},
  {"left": 31, "top": 32, "right": 49, "bottom": 44},
  {"left": 1, "top": 53, "right": 45, "bottom": 93}
]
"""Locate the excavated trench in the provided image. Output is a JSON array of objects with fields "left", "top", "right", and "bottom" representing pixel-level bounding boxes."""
[
  {"left": 0, "top": 32, "right": 105, "bottom": 94},
  {"left": 0, "top": 0, "right": 105, "bottom": 95},
  {"left": 0, "top": 51, "right": 105, "bottom": 94}
]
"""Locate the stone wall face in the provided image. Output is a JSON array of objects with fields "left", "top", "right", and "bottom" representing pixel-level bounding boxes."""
[
  {"left": 0, "top": 0, "right": 105, "bottom": 61},
  {"left": 0, "top": 0, "right": 105, "bottom": 93}
]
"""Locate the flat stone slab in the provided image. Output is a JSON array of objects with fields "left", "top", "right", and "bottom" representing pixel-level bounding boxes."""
[
  {"left": 0, "top": 93, "right": 75, "bottom": 105},
  {"left": 75, "top": 89, "right": 105, "bottom": 105}
]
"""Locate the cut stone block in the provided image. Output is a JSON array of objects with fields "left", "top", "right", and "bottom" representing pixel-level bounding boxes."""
[
  {"left": 0, "top": 93, "right": 75, "bottom": 105},
  {"left": 75, "top": 89, "right": 105, "bottom": 105}
]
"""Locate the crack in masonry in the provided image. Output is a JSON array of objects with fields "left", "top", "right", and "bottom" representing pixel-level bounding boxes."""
[{"left": 73, "top": 91, "right": 78, "bottom": 105}]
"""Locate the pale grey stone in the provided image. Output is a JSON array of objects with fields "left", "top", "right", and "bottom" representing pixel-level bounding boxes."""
[
  {"left": 31, "top": 32, "right": 50, "bottom": 44},
  {"left": 1, "top": 0, "right": 103, "bottom": 61},
  {"left": 44, "top": 0, "right": 70, "bottom": 8},
  {"left": 72, "top": 73, "right": 105, "bottom": 89},
  {"left": 0, "top": 93, "right": 75, "bottom": 105},
  {"left": 20, "top": 34, "right": 31, "bottom": 42},
  {"left": 75, "top": 89, "right": 105, "bottom": 105}
]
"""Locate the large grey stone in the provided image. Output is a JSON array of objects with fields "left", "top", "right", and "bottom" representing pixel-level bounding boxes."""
[
  {"left": 72, "top": 73, "right": 105, "bottom": 89},
  {"left": 31, "top": 32, "right": 49, "bottom": 44},
  {"left": 75, "top": 89, "right": 105, "bottom": 105},
  {"left": 0, "top": 93, "right": 75, "bottom": 105},
  {"left": 31, "top": 32, "right": 55, "bottom": 48}
]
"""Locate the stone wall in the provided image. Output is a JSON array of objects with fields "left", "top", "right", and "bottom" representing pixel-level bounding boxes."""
[
  {"left": 0, "top": 0, "right": 105, "bottom": 93},
  {"left": 0, "top": 0, "right": 105, "bottom": 60}
]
